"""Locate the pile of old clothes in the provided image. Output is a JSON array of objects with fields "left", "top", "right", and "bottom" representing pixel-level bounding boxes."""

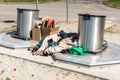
[{"left": 29, "top": 30, "right": 79, "bottom": 56}]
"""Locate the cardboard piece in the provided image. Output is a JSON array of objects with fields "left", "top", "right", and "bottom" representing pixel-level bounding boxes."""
[
  {"left": 32, "top": 27, "right": 41, "bottom": 41},
  {"left": 41, "top": 27, "right": 59, "bottom": 38},
  {"left": 32, "top": 27, "right": 59, "bottom": 41}
]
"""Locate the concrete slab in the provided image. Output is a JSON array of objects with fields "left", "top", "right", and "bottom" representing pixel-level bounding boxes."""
[
  {"left": 0, "top": 31, "right": 38, "bottom": 48},
  {"left": 53, "top": 42, "right": 120, "bottom": 66}
]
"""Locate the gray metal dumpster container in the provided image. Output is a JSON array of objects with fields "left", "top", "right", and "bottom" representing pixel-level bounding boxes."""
[
  {"left": 17, "top": 8, "right": 39, "bottom": 39},
  {"left": 78, "top": 14, "right": 106, "bottom": 53}
]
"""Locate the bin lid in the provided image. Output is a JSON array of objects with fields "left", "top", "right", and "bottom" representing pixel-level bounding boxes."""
[
  {"left": 78, "top": 14, "right": 106, "bottom": 17},
  {"left": 17, "top": 8, "right": 39, "bottom": 11}
]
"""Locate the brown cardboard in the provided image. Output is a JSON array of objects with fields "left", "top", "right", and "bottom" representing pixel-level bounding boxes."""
[
  {"left": 41, "top": 27, "right": 59, "bottom": 38},
  {"left": 32, "top": 27, "right": 41, "bottom": 41}
]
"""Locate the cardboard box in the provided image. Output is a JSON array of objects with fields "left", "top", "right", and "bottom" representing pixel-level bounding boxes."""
[
  {"left": 32, "top": 26, "right": 59, "bottom": 41},
  {"left": 32, "top": 27, "right": 41, "bottom": 41},
  {"left": 41, "top": 27, "right": 59, "bottom": 38}
]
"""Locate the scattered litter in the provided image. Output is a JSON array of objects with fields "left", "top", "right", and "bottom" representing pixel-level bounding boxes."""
[
  {"left": 0, "top": 69, "right": 6, "bottom": 74},
  {"left": 13, "top": 68, "right": 17, "bottom": 71},
  {"left": 31, "top": 74, "right": 34, "bottom": 77}
]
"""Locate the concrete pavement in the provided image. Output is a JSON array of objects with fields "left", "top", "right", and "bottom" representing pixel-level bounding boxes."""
[{"left": 0, "top": 2, "right": 120, "bottom": 22}]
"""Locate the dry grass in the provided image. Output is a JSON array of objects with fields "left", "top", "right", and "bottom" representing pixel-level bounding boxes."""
[{"left": 104, "top": 0, "right": 120, "bottom": 9}]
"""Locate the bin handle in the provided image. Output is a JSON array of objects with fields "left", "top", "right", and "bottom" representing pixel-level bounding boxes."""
[
  {"left": 18, "top": 9, "right": 23, "bottom": 13},
  {"left": 83, "top": 14, "right": 90, "bottom": 20},
  {"left": 88, "top": 40, "right": 108, "bottom": 54}
]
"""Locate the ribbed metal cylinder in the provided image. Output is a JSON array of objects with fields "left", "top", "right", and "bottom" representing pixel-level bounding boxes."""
[
  {"left": 78, "top": 14, "right": 106, "bottom": 52},
  {"left": 17, "top": 8, "right": 39, "bottom": 39}
]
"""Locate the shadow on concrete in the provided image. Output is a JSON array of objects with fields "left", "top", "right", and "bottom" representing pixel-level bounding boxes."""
[{"left": 3, "top": 20, "right": 15, "bottom": 23}]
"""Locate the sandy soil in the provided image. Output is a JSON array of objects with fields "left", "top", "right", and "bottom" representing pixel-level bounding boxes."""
[{"left": 0, "top": 54, "right": 103, "bottom": 80}]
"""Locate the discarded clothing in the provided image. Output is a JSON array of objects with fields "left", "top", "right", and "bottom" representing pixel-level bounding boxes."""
[
  {"left": 32, "top": 43, "right": 42, "bottom": 53},
  {"left": 61, "top": 48, "right": 69, "bottom": 54},
  {"left": 33, "top": 31, "right": 79, "bottom": 56},
  {"left": 31, "top": 38, "right": 45, "bottom": 53},
  {"left": 47, "top": 39, "right": 59, "bottom": 47},
  {"left": 33, "top": 34, "right": 60, "bottom": 55},
  {"left": 34, "top": 37, "right": 76, "bottom": 55},
  {"left": 44, "top": 37, "right": 76, "bottom": 55},
  {"left": 58, "top": 30, "right": 78, "bottom": 43}
]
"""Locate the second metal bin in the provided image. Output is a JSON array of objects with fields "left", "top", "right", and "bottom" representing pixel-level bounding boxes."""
[
  {"left": 17, "top": 8, "right": 39, "bottom": 39},
  {"left": 78, "top": 14, "right": 106, "bottom": 53}
]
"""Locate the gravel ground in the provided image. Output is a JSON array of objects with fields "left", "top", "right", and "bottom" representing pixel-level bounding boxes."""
[{"left": 0, "top": 54, "right": 103, "bottom": 80}]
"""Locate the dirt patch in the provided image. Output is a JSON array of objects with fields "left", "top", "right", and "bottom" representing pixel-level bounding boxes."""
[{"left": 105, "top": 24, "right": 120, "bottom": 34}]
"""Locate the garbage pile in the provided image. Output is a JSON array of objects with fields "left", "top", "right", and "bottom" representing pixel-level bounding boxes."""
[
  {"left": 28, "top": 17, "right": 83, "bottom": 56},
  {"left": 29, "top": 30, "right": 79, "bottom": 56}
]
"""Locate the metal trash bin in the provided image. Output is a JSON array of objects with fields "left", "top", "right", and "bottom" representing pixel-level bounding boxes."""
[
  {"left": 17, "top": 8, "right": 39, "bottom": 39},
  {"left": 78, "top": 14, "right": 107, "bottom": 53}
]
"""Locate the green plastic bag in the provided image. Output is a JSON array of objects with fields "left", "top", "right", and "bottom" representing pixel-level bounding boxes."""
[{"left": 69, "top": 47, "right": 88, "bottom": 56}]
